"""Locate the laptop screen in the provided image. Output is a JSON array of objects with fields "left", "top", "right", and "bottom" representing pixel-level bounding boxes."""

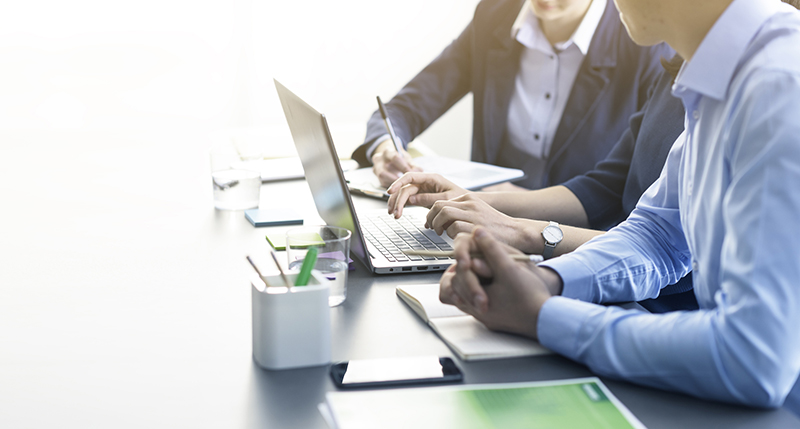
[{"left": 274, "top": 79, "right": 368, "bottom": 267}]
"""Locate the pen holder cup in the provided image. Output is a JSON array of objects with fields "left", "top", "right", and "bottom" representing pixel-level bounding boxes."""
[{"left": 251, "top": 271, "right": 331, "bottom": 370}]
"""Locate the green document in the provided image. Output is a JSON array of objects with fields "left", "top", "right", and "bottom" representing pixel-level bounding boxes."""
[{"left": 323, "top": 377, "right": 645, "bottom": 429}]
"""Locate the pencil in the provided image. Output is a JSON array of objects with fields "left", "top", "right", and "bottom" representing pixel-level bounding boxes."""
[
  {"left": 269, "top": 248, "right": 293, "bottom": 288},
  {"left": 245, "top": 255, "right": 271, "bottom": 287},
  {"left": 402, "top": 249, "right": 544, "bottom": 263}
]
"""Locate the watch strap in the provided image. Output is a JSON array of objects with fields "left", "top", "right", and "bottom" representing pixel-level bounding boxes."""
[{"left": 542, "top": 221, "right": 560, "bottom": 260}]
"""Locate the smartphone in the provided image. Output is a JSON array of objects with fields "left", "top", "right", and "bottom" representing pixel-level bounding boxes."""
[{"left": 330, "top": 356, "right": 463, "bottom": 388}]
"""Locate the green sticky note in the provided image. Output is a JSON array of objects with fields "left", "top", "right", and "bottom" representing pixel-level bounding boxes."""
[{"left": 265, "top": 230, "right": 324, "bottom": 251}]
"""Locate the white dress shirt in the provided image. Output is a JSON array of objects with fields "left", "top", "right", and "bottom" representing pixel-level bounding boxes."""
[
  {"left": 505, "top": 0, "right": 606, "bottom": 160},
  {"left": 538, "top": 0, "right": 800, "bottom": 412}
]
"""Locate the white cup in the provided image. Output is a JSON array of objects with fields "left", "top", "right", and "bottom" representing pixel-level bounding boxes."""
[{"left": 251, "top": 271, "right": 331, "bottom": 370}]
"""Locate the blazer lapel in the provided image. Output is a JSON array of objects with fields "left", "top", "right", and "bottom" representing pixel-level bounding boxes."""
[
  {"left": 546, "top": 1, "right": 619, "bottom": 173},
  {"left": 481, "top": 25, "right": 522, "bottom": 165}
]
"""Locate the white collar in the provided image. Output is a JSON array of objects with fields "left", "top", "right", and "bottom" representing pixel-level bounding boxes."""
[{"left": 675, "top": 0, "right": 788, "bottom": 100}]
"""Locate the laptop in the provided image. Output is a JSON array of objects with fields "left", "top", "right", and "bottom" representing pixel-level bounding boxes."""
[{"left": 274, "top": 79, "right": 455, "bottom": 274}]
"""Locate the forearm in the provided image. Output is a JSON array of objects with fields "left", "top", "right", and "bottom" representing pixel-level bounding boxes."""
[
  {"left": 478, "top": 186, "right": 591, "bottom": 228},
  {"left": 515, "top": 219, "right": 604, "bottom": 256}
]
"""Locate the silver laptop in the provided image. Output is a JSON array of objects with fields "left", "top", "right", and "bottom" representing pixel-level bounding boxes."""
[{"left": 274, "top": 79, "right": 455, "bottom": 274}]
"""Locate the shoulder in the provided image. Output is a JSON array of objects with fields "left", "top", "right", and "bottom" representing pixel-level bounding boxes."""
[{"left": 732, "top": 12, "right": 800, "bottom": 103}]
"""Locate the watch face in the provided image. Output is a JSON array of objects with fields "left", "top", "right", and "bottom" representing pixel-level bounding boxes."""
[{"left": 543, "top": 225, "right": 563, "bottom": 243}]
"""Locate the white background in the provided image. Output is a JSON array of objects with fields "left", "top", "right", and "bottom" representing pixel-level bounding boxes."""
[
  {"left": 0, "top": 0, "right": 480, "bottom": 159},
  {"left": 0, "top": 2, "right": 478, "bottom": 426}
]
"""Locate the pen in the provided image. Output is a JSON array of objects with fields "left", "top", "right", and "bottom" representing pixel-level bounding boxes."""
[
  {"left": 269, "top": 248, "right": 293, "bottom": 288},
  {"left": 402, "top": 249, "right": 544, "bottom": 263},
  {"left": 294, "top": 246, "right": 319, "bottom": 287},
  {"left": 376, "top": 96, "right": 405, "bottom": 155}
]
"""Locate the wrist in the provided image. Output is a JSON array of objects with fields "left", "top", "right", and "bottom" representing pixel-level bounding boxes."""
[
  {"left": 371, "top": 139, "right": 395, "bottom": 160},
  {"left": 537, "top": 266, "right": 564, "bottom": 296},
  {"left": 523, "top": 291, "right": 552, "bottom": 340},
  {"left": 519, "top": 219, "right": 548, "bottom": 254}
]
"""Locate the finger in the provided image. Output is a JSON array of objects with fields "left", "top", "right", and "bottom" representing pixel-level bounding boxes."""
[
  {"left": 392, "top": 185, "right": 420, "bottom": 218},
  {"left": 428, "top": 203, "right": 476, "bottom": 236},
  {"left": 472, "top": 227, "right": 517, "bottom": 274},
  {"left": 386, "top": 172, "right": 439, "bottom": 195},
  {"left": 377, "top": 168, "right": 403, "bottom": 188},
  {"left": 401, "top": 151, "right": 419, "bottom": 170},
  {"left": 388, "top": 151, "right": 412, "bottom": 173},
  {"left": 439, "top": 267, "right": 458, "bottom": 306},
  {"left": 452, "top": 233, "right": 488, "bottom": 313},
  {"left": 410, "top": 191, "right": 452, "bottom": 208},
  {"left": 386, "top": 172, "right": 418, "bottom": 195},
  {"left": 470, "top": 257, "right": 494, "bottom": 279},
  {"left": 445, "top": 220, "right": 475, "bottom": 240}
]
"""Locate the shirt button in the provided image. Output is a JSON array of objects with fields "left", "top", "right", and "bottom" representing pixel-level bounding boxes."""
[
  {"left": 545, "top": 93, "right": 551, "bottom": 100},
  {"left": 693, "top": 110, "right": 699, "bottom": 119},
  {"left": 549, "top": 55, "right": 554, "bottom": 60},
  {"left": 692, "top": 261, "right": 698, "bottom": 271},
  {"left": 534, "top": 134, "right": 540, "bottom": 140}
]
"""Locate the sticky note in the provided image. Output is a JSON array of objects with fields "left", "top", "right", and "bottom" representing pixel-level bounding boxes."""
[
  {"left": 245, "top": 208, "right": 303, "bottom": 227},
  {"left": 265, "top": 229, "right": 324, "bottom": 251}
]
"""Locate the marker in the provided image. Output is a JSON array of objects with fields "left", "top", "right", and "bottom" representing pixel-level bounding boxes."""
[{"left": 294, "top": 246, "right": 319, "bottom": 287}]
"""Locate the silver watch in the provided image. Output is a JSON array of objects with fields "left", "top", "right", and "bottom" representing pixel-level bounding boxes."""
[{"left": 541, "top": 221, "right": 563, "bottom": 260}]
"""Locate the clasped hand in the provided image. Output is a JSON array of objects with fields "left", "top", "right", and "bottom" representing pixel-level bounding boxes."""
[{"left": 439, "top": 227, "right": 562, "bottom": 340}]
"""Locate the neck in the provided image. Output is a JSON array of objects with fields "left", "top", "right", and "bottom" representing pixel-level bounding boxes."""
[
  {"left": 665, "top": 0, "right": 733, "bottom": 61},
  {"left": 540, "top": 2, "right": 592, "bottom": 46}
]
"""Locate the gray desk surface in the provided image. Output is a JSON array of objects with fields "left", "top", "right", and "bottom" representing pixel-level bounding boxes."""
[{"left": 1, "top": 138, "right": 798, "bottom": 428}]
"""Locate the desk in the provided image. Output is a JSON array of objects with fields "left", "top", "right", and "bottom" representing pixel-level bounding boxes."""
[{"left": 1, "top": 136, "right": 798, "bottom": 428}]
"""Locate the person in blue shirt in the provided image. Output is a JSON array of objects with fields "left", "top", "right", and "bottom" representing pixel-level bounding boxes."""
[
  {"left": 438, "top": 0, "right": 800, "bottom": 412},
  {"left": 352, "top": 0, "right": 672, "bottom": 190}
]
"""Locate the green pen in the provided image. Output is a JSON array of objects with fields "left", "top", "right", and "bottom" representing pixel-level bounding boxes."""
[{"left": 294, "top": 246, "right": 318, "bottom": 286}]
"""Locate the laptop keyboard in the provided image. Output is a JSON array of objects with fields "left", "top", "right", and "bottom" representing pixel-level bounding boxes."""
[{"left": 361, "top": 213, "right": 453, "bottom": 263}]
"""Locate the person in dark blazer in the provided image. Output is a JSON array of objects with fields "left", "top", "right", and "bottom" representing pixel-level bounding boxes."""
[
  {"left": 353, "top": 0, "right": 672, "bottom": 189},
  {"left": 385, "top": 54, "right": 697, "bottom": 313}
]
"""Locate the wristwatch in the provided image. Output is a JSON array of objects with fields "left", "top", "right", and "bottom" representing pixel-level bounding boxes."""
[{"left": 541, "top": 221, "right": 563, "bottom": 260}]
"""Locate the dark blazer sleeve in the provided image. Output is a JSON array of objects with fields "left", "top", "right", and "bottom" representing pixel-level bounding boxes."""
[
  {"left": 561, "top": 95, "right": 646, "bottom": 230},
  {"left": 351, "top": 8, "right": 479, "bottom": 166},
  {"left": 352, "top": 0, "right": 525, "bottom": 166},
  {"left": 561, "top": 68, "right": 685, "bottom": 231}
]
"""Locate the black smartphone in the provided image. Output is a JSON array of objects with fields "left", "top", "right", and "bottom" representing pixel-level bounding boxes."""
[{"left": 330, "top": 356, "right": 463, "bottom": 388}]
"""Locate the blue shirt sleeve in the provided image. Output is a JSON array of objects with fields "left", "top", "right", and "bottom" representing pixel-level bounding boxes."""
[{"left": 536, "top": 69, "right": 800, "bottom": 409}]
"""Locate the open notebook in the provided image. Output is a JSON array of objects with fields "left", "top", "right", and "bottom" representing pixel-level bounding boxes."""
[{"left": 396, "top": 284, "right": 550, "bottom": 361}]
